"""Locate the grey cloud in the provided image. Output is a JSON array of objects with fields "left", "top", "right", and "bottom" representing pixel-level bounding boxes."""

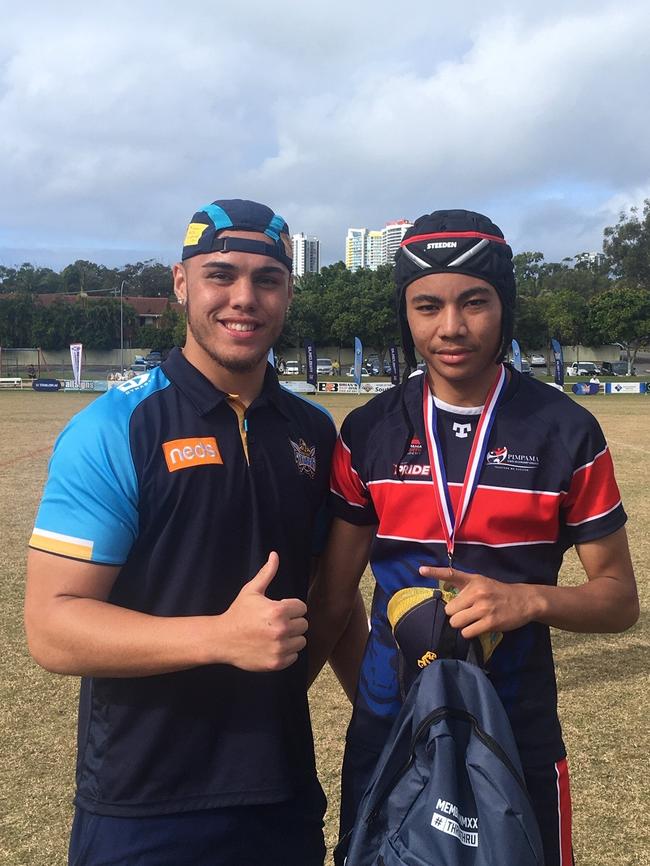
[{"left": 0, "top": 0, "right": 649, "bottom": 268}]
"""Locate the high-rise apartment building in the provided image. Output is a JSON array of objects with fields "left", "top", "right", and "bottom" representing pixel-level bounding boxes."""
[
  {"left": 345, "top": 228, "right": 368, "bottom": 272},
  {"left": 366, "top": 230, "right": 383, "bottom": 271},
  {"left": 382, "top": 219, "right": 413, "bottom": 265},
  {"left": 344, "top": 220, "right": 413, "bottom": 271},
  {"left": 292, "top": 233, "right": 320, "bottom": 277}
]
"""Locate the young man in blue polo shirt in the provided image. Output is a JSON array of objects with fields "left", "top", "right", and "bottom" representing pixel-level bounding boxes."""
[
  {"left": 308, "top": 209, "right": 639, "bottom": 865},
  {"left": 25, "top": 199, "right": 337, "bottom": 865}
]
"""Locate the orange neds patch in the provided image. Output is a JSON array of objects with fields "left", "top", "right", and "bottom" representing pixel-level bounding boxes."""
[{"left": 162, "top": 437, "right": 223, "bottom": 472}]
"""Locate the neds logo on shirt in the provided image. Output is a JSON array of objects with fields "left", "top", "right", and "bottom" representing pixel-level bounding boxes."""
[{"left": 163, "top": 437, "right": 223, "bottom": 472}]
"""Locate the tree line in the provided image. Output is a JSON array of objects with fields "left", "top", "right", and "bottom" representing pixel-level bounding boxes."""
[{"left": 1, "top": 203, "right": 649, "bottom": 363}]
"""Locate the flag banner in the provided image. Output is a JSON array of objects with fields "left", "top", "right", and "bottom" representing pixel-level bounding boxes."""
[
  {"left": 354, "top": 337, "right": 363, "bottom": 388},
  {"left": 511, "top": 339, "right": 522, "bottom": 372},
  {"left": 389, "top": 346, "right": 400, "bottom": 386},
  {"left": 267, "top": 348, "right": 275, "bottom": 368},
  {"left": 70, "top": 343, "right": 83, "bottom": 388},
  {"left": 550, "top": 339, "right": 564, "bottom": 387},
  {"left": 305, "top": 341, "right": 317, "bottom": 386}
]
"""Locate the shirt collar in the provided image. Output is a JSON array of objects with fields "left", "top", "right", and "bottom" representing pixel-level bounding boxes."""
[
  {"left": 401, "top": 364, "right": 519, "bottom": 429},
  {"left": 162, "top": 347, "right": 290, "bottom": 418}
]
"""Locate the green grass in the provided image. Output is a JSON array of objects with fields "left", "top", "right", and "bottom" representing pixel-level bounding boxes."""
[{"left": 1, "top": 390, "right": 648, "bottom": 864}]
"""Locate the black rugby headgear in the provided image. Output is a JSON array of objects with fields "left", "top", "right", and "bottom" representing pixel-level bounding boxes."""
[{"left": 394, "top": 209, "right": 516, "bottom": 369}]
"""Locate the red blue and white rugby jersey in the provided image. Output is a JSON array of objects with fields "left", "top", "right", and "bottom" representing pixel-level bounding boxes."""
[{"left": 330, "top": 368, "right": 626, "bottom": 767}]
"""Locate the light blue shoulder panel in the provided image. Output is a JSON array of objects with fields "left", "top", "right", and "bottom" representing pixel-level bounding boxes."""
[{"left": 31, "top": 370, "right": 172, "bottom": 566}]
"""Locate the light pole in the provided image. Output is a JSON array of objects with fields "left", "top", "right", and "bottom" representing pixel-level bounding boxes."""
[{"left": 119, "top": 280, "right": 127, "bottom": 373}]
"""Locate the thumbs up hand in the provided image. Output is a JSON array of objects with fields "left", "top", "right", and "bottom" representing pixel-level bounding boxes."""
[{"left": 221, "top": 552, "right": 308, "bottom": 672}]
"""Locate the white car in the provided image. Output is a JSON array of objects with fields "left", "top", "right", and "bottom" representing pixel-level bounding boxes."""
[
  {"left": 530, "top": 354, "right": 547, "bottom": 367},
  {"left": 346, "top": 366, "right": 370, "bottom": 377},
  {"left": 567, "top": 362, "right": 600, "bottom": 377},
  {"left": 284, "top": 361, "right": 300, "bottom": 375},
  {"left": 316, "top": 358, "right": 334, "bottom": 375}
]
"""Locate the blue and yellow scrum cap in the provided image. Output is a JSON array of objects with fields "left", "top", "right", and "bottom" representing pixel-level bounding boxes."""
[{"left": 181, "top": 199, "right": 293, "bottom": 271}]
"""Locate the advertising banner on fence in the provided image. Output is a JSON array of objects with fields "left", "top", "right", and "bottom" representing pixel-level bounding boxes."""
[
  {"left": 279, "top": 381, "right": 316, "bottom": 394},
  {"left": 32, "top": 378, "right": 62, "bottom": 391},
  {"left": 69, "top": 343, "right": 83, "bottom": 388},
  {"left": 318, "top": 381, "right": 395, "bottom": 395},
  {"left": 65, "top": 379, "right": 109, "bottom": 392},
  {"left": 604, "top": 381, "right": 647, "bottom": 394}
]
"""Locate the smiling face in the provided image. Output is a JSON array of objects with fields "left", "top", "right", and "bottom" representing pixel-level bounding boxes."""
[
  {"left": 172, "top": 230, "right": 292, "bottom": 389},
  {"left": 405, "top": 272, "right": 503, "bottom": 405}
]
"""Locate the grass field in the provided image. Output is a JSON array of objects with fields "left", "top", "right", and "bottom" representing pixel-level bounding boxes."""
[{"left": 1, "top": 389, "right": 648, "bottom": 865}]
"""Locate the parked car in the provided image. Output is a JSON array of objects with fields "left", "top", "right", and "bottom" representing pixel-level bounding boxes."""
[
  {"left": 600, "top": 361, "right": 635, "bottom": 376},
  {"left": 144, "top": 351, "right": 163, "bottom": 368},
  {"left": 129, "top": 361, "right": 148, "bottom": 373},
  {"left": 316, "top": 358, "right": 334, "bottom": 375},
  {"left": 366, "top": 356, "right": 392, "bottom": 376},
  {"left": 567, "top": 362, "right": 600, "bottom": 377},
  {"left": 530, "top": 354, "right": 547, "bottom": 367},
  {"left": 507, "top": 356, "right": 534, "bottom": 375},
  {"left": 284, "top": 360, "right": 300, "bottom": 375},
  {"left": 346, "top": 366, "right": 370, "bottom": 377}
]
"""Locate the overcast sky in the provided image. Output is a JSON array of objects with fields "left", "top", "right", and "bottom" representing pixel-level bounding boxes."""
[{"left": 1, "top": 0, "right": 649, "bottom": 272}]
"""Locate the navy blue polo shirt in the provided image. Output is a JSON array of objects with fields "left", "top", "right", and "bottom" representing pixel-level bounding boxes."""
[{"left": 30, "top": 348, "right": 336, "bottom": 816}]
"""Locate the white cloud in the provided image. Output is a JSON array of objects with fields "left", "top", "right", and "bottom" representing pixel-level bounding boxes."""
[{"left": 0, "top": 0, "right": 648, "bottom": 266}]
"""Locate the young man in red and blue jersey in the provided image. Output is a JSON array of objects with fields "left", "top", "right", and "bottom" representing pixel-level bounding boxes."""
[{"left": 308, "top": 209, "right": 639, "bottom": 866}]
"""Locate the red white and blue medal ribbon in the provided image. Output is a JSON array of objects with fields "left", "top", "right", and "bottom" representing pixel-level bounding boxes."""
[{"left": 422, "top": 363, "right": 507, "bottom": 567}]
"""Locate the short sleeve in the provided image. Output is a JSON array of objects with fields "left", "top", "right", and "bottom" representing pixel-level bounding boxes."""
[
  {"left": 329, "top": 421, "right": 378, "bottom": 526},
  {"left": 561, "top": 418, "right": 626, "bottom": 545},
  {"left": 29, "top": 397, "right": 139, "bottom": 565}
]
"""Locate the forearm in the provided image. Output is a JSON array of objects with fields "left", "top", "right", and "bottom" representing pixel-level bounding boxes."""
[
  {"left": 328, "top": 591, "right": 369, "bottom": 702},
  {"left": 427, "top": 528, "right": 639, "bottom": 638},
  {"left": 26, "top": 549, "right": 307, "bottom": 678},
  {"left": 307, "top": 519, "right": 374, "bottom": 688},
  {"left": 307, "top": 590, "right": 358, "bottom": 688},
  {"left": 525, "top": 576, "right": 639, "bottom": 633},
  {"left": 25, "top": 596, "right": 229, "bottom": 677}
]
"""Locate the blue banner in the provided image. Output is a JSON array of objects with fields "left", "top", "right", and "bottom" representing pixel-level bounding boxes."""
[
  {"left": 511, "top": 339, "right": 522, "bottom": 373},
  {"left": 389, "top": 345, "right": 400, "bottom": 386},
  {"left": 572, "top": 382, "right": 599, "bottom": 396},
  {"left": 32, "top": 378, "right": 61, "bottom": 391},
  {"left": 354, "top": 337, "right": 363, "bottom": 388},
  {"left": 305, "top": 341, "right": 317, "bottom": 386},
  {"left": 550, "top": 339, "right": 564, "bottom": 387}
]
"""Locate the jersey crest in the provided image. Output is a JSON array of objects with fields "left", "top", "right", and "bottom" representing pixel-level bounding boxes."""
[{"left": 290, "top": 438, "right": 316, "bottom": 478}]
